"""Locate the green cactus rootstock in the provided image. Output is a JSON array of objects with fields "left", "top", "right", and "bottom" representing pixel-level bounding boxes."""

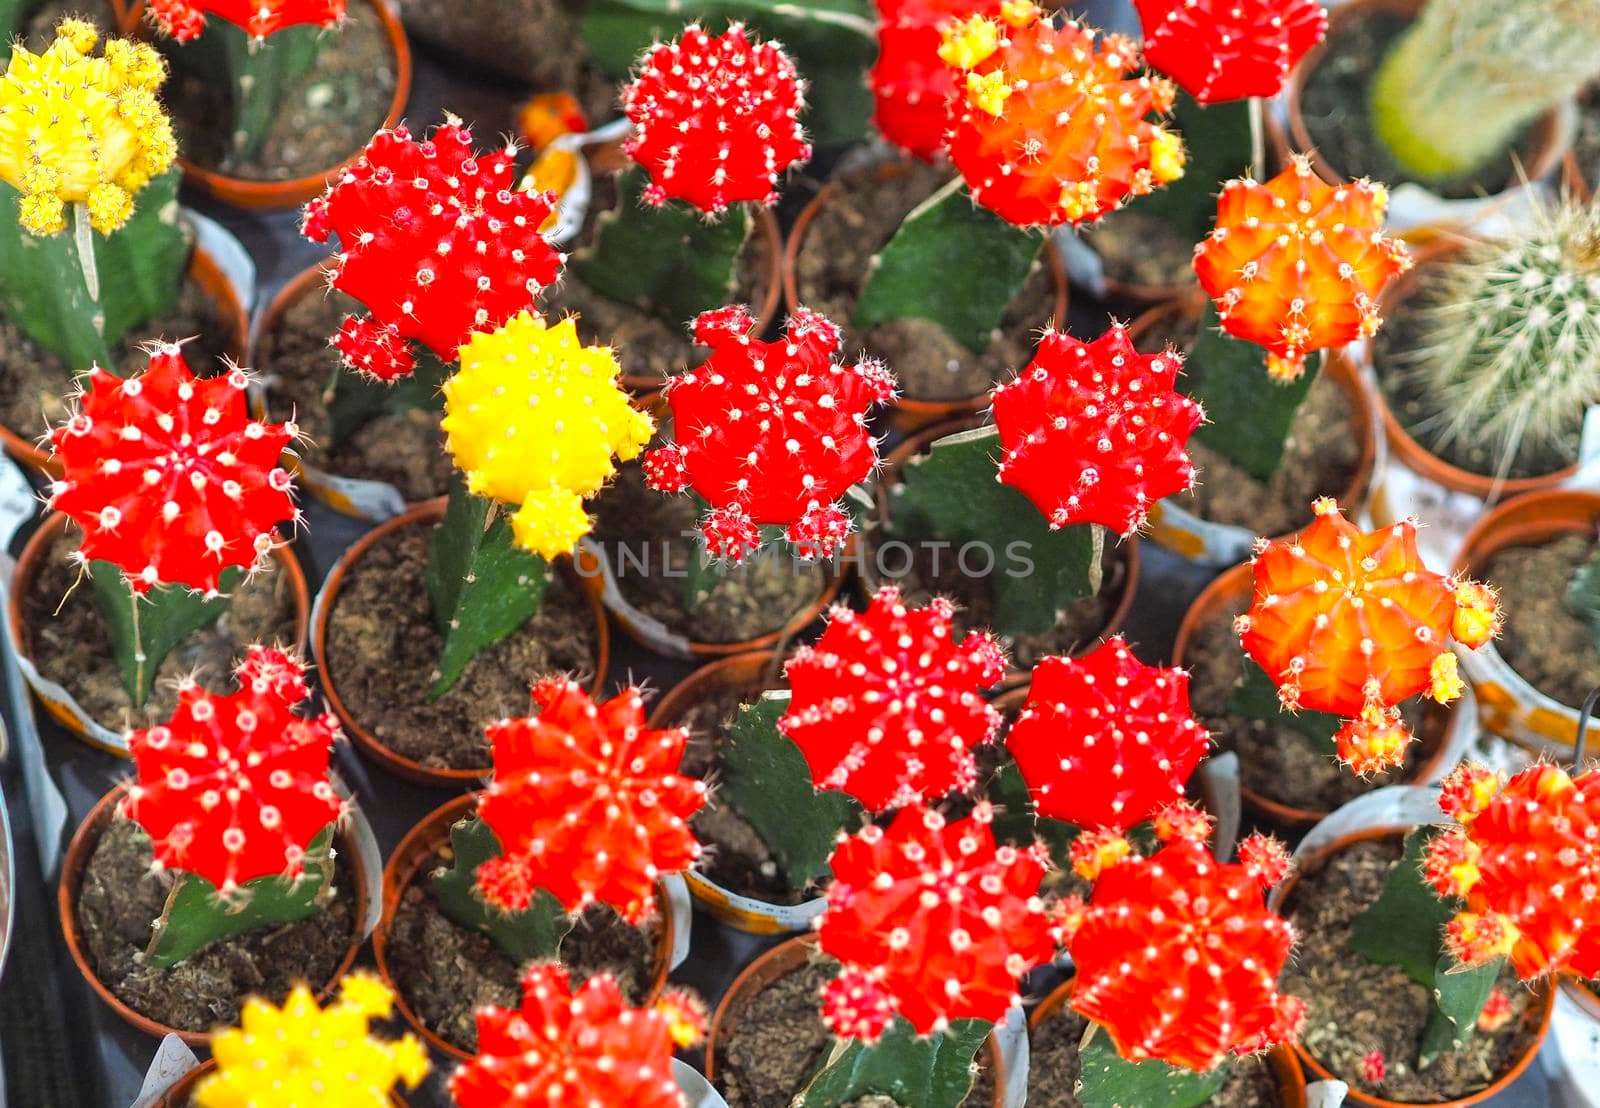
[
  {"left": 0, "top": 168, "right": 187, "bottom": 373},
  {"left": 426, "top": 476, "right": 551, "bottom": 700},
  {"left": 1075, "top": 1029, "right": 1228, "bottom": 1108},
  {"left": 1228, "top": 657, "right": 1339, "bottom": 756},
  {"left": 889, "top": 426, "right": 1102, "bottom": 639},
  {"left": 323, "top": 345, "right": 452, "bottom": 452},
  {"left": 1101, "top": 91, "right": 1254, "bottom": 244},
  {"left": 795, "top": 1016, "right": 992, "bottom": 1108},
  {"left": 88, "top": 560, "right": 241, "bottom": 710},
  {"left": 854, "top": 176, "right": 1045, "bottom": 355},
  {"left": 1566, "top": 549, "right": 1600, "bottom": 655},
  {"left": 432, "top": 816, "right": 574, "bottom": 964},
  {"left": 146, "top": 824, "right": 337, "bottom": 968}
]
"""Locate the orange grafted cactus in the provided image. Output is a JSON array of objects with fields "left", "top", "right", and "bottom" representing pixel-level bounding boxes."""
[{"left": 1193, "top": 156, "right": 1411, "bottom": 381}]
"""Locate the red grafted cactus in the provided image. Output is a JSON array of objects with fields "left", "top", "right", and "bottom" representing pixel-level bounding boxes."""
[
  {"left": 147, "top": 0, "right": 344, "bottom": 41},
  {"left": 301, "top": 119, "right": 564, "bottom": 382},
  {"left": 992, "top": 324, "right": 1203, "bottom": 535},
  {"left": 120, "top": 647, "right": 344, "bottom": 895},
  {"left": 1065, "top": 828, "right": 1304, "bottom": 1071},
  {"left": 642, "top": 306, "right": 894, "bottom": 562},
  {"left": 1005, "top": 637, "right": 1209, "bottom": 831},
  {"left": 1193, "top": 156, "right": 1411, "bottom": 381},
  {"left": 474, "top": 680, "right": 707, "bottom": 925},
  {"left": 623, "top": 24, "right": 811, "bottom": 212},
  {"left": 1426, "top": 762, "right": 1600, "bottom": 980},
  {"left": 816, "top": 804, "right": 1057, "bottom": 1037},
  {"left": 941, "top": 2, "right": 1185, "bottom": 227},
  {"left": 870, "top": 0, "right": 1000, "bottom": 159},
  {"left": 779, "top": 586, "right": 1007, "bottom": 810},
  {"left": 1236, "top": 499, "right": 1500, "bottom": 775},
  {"left": 47, "top": 345, "right": 297, "bottom": 595},
  {"left": 1133, "top": 0, "right": 1327, "bottom": 104},
  {"left": 451, "top": 964, "right": 692, "bottom": 1108}
]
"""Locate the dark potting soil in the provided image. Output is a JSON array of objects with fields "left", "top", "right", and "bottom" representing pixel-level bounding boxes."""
[
  {"left": 1131, "top": 314, "right": 1363, "bottom": 536},
  {"left": 256, "top": 285, "right": 455, "bottom": 504},
  {"left": 1298, "top": 9, "right": 1521, "bottom": 200},
  {"left": 793, "top": 161, "right": 1059, "bottom": 403},
  {"left": 385, "top": 845, "right": 659, "bottom": 1053},
  {"left": 717, "top": 959, "right": 993, "bottom": 1108},
  {"left": 75, "top": 817, "right": 356, "bottom": 1034},
  {"left": 590, "top": 458, "right": 829, "bottom": 645},
  {"left": 20, "top": 527, "right": 299, "bottom": 730},
  {"left": 1576, "top": 85, "right": 1600, "bottom": 199},
  {"left": 1479, "top": 533, "right": 1600, "bottom": 709},
  {"left": 1084, "top": 206, "right": 1197, "bottom": 293},
  {"left": 1281, "top": 837, "right": 1542, "bottom": 1102},
  {"left": 0, "top": 273, "right": 231, "bottom": 449},
  {"left": 161, "top": 4, "right": 397, "bottom": 182},
  {"left": 323, "top": 523, "right": 599, "bottom": 770},
  {"left": 1185, "top": 595, "right": 1432, "bottom": 817}
]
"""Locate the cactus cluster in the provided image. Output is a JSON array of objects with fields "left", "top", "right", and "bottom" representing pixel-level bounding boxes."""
[
  {"left": 1133, "top": 0, "right": 1326, "bottom": 104},
  {"left": 1236, "top": 500, "right": 1500, "bottom": 775},
  {"left": 991, "top": 324, "right": 1204, "bottom": 536},
  {"left": 440, "top": 312, "right": 654, "bottom": 559},
  {"left": 1005, "top": 636, "right": 1210, "bottom": 832},
  {"left": 779, "top": 586, "right": 1007, "bottom": 811},
  {"left": 147, "top": 0, "right": 345, "bottom": 41},
  {"left": 0, "top": 20, "right": 176, "bottom": 236},
  {"left": 642, "top": 306, "right": 894, "bottom": 562},
  {"left": 622, "top": 23, "right": 810, "bottom": 213},
  {"left": 940, "top": 2, "right": 1186, "bottom": 227},
  {"left": 474, "top": 680, "right": 707, "bottom": 925},
  {"left": 869, "top": 0, "right": 998, "bottom": 160},
  {"left": 301, "top": 119, "right": 564, "bottom": 382}
]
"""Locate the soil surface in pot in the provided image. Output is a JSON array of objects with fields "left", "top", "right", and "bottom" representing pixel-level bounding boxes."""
[
  {"left": 717, "top": 958, "right": 995, "bottom": 1107},
  {"left": 1576, "top": 85, "right": 1600, "bottom": 195},
  {"left": 386, "top": 839, "right": 660, "bottom": 1053},
  {"left": 1185, "top": 595, "right": 1431, "bottom": 816},
  {"left": 1298, "top": 9, "right": 1522, "bottom": 200},
  {"left": 793, "top": 161, "right": 1059, "bottom": 403},
  {"left": 76, "top": 817, "right": 356, "bottom": 1033},
  {"left": 324, "top": 522, "right": 599, "bottom": 770},
  {"left": 0, "top": 273, "right": 230, "bottom": 448},
  {"left": 161, "top": 4, "right": 398, "bottom": 182},
  {"left": 257, "top": 286, "right": 454, "bottom": 503},
  {"left": 19, "top": 528, "right": 299, "bottom": 730},
  {"left": 590, "top": 458, "right": 829, "bottom": 645},
  {"left": 1132, "top": 314, "right": 1363, "bottom": 536},
  {"left": 1479, "top": 533, "right": 1600, "bottom": 709},
  {"left": 1027, "top": 1003, "right": 1282, "bottom": 1107},
  {"left": 1083, "top": 206, "right": 1197, "bottom": 293},
  {"left": 1281, "top": 836, "right": 1542, "bottom": 1102}
]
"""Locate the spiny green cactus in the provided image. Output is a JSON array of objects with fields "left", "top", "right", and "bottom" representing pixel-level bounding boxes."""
[
  {"left": 796, "top": 1016, "right": 991, "bottom": 1108},
  {"left": 1076, "top": 1031, "right": 1228, "bottom": 1108},
  {"left": 1394, "top": 198, "right": 1600, "bottom": 480},
  {"left": 1370, "top": 0, "right": 1600, "bottom": 183},
  {"left": 432, "top": 816, "right": 574, "bottom": 964}
]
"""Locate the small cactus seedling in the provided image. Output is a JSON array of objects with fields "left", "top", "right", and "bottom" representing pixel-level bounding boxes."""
[
  {"left": 47, "top": 345, "right": 299, "bottom": 707},
  {"left": 196, "top": 973, "right": 430, "bottom": 1107},
  {"left": 1133, "top": 0, "right": 1326, "bottom": 104},
  {"left": 119, "top": 647, "right": 347, "bottom": 967},
  {"left": 869, "top": 0, "right": 1000, "bottom": 160},
  {"left": 779, "top": 586, "right": 1007, "bottom": 810},
  {"left": 643, "top": 306, "right": 892, "bottom": 563},
  {"left": 452, "top": 964, "right": 702, "bottom": 1108},
  {"left": 1237, "top": 500, "right": 1499, "bottom": 775},
  {"left": 1369, "top": 0, "right": 1600, "bottom": 184},
  {"left": 1006, "top": 636, "right": 1210, "bottom": 833}
]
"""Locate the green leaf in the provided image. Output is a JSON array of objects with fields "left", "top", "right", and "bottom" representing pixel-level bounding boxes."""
[
  {"left": 1420, "top": 954, "right": 1501, "bottom": 1067},
  {"left": 1125, "top": 92, "right": 1255, "bottom": 243},
  {"left": 426, "top": 476, "right": 551, "bottom": 699},
  {"left": 718, "top": 695, "right": 860, "bottom": 892},
  {"left": 432, "top": 816, "right": 573, "bottom": 964},
  {"left": 890, "top": 426, "right": 1101, "bottom": 638},
  {"left": 88, "top": 561, "right": 238, "bottom": 709},
  {"left": 1228, "top": 657, "right": 1341, "bottom": 756},
  {"left": 795, "top": 1017, "right": 991, "bottom": 1108},
  {"left": 1350, "top": 827, "right": 1454, "bottom": 986},
  {"left": 1075, "top": 1029, "right": 1229, "bottom": 1108},
  {"left": 855, "top": 177, "right": 1044, "bottom": 354},
  {"left": 164, "top": 20, "right": 326, "bottom": 164},
  {"left": 1185, "top": 303, "right": 1322, "bottom": 482},
  {"left": 324, "top": 346, "right": 451, "bottom": 450},
  {"left": 1565, "top": 548, "right": 1600, "bottom": 655},
  {"left": 146, "top": 825, "right": 336, "bottom": 967}
]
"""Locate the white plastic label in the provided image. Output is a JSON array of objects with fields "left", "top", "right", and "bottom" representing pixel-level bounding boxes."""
[{"left": 129, "top": 1034, "right": 200, "bottom": 1108}]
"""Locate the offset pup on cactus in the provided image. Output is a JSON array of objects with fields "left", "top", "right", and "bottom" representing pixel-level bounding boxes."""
[
  {"left": 869, "top": 0, "right": 1000, "bottom": 160},
  {"left": 1133, "top": 0, "right": 1326, "bottom": 104}
]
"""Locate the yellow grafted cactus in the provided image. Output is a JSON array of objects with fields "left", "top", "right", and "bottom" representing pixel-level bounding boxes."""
[
  {"left": 0, "top": 21, "right": 176, "bottom": 236},
  {"left": 442, "top": 311, "right": 655, "bottom": 559},
  {"left": 195, "top": 974, "right": 429, "bottom": 1108}
]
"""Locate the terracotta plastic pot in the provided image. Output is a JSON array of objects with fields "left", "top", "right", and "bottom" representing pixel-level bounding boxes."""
[
  {"left": 373, "top": 792, "right": 676, "bottom": 1063},
  {"left": 783, "top": 159, "right": 1070, "bottom": 433},
  {"left": 1273, "top": 825, "right": 1555, "bottom": 1108},
  {"left": 1027, "top": 973, "right": 1308, "bottom": 1108},
  {"left": 60, "top": 786, "right": 368, "bottom": 1047},
  {"left": 7, "top": 512, "right": 311, "bottom": 755},
  {"left": 706, "top": 935, "right": 1008, "bottom": 1106},
  {"left": 0, "top": 245, "right": 251, "bottom": 475},
  {"left": 311, "top": 498, "right": 610, "bottom": 788},
  {"left": 1172, "top": 564, "right": 1463, "bottom": 828},
  {"left": 121, "top": 0, "right": 412, "bottom": 211},
  {"left": 156, "top": 1060, "right": 409, "bottom": 1106}
]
